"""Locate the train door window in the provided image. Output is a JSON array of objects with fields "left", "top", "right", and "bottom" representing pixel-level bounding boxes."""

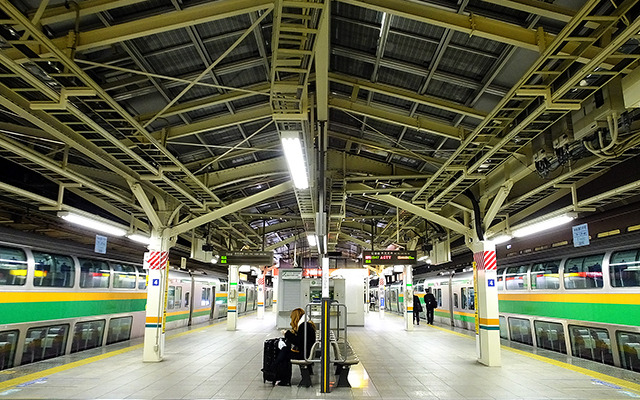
[
  {"left": 467, "top": 287, "right": 474, "bottom": 310},
  {"left": 184, "top": 291, "right": 190, "bottom": 308},
  {"left": 111, "top": 263, "right": 136, "bottom": 289},
  {"left": 498, "top": 317, "right": 508, "bottom": 339},
  {"left": 564, "top": 254, "right": 604, "bottom": 289},
  {"left": 530, "top": 261, "right": 560, "bottom": 290},
  {"left": 167, "top": 286, "right": 176, "bottom": 309},
  {"left": 22, "top": 324, "right": 69, "bottom": 364},
  {"left": 569, "top": 325, "right": 613, "bottom": 365},
  {"left": 508, "top": 317, "right": 533, "bottom": 345},
  {"left": 453, "top": 292, "right": 459, "bottom": 308},
  {"left": 609, "top": 249, "right": 640, "bottom": 287},
  {"left": 534, "top": 321, "right": 566, "bottom": 354},
  {"left": 136, "top": 267, "right": 147, "bottom": 290},
  {"left": 496, "top": 268, "right": 505, "bottom": 290},
  {"left": 0, "top": 330, "right": 19, "bottom": 370},
  {"left": 201, "top": 287, "right": 211, "bottom": 306},
  {"left": 78, "top": 258, "right": 110, "bottom": 288},
  {"left": 32, "top": 252, "right": 75, "bottom": 288},
  {"left": 71, "top": 320, "right": 105, "bottom": 353},
  {"left": 175, "top": 286, "right": 183, "bottom": 308},
  {"left": 461, "top": 288, "right": 468, "bottom": 310},
  {"left": 106, "top": 316, "right": 132, "bottom": 345},
  {"left": 505, "top": 265, "right": 529, "bottom": 290},
  {"left": 0, "top": 245, "right": 27, "bottom": 286},
  {"left": 617, "top": 331, "right": 640, "bottom": 372},
  {"left": 435, "top": 288, "right": 442, "bottom": 307}
]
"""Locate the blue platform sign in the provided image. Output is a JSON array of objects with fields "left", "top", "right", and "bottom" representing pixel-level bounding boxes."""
[
  {"left": 572, "top": 223, "right": 590, "bottom": 247},
  {"left": 152, "top": 279, "right": 160, "bottom": 286},
  {"left": 94, "top": 235, "right": 107, "bottom": 254},
  {"left": 488, "top": 279, "right": 495, "bottom": 287}
]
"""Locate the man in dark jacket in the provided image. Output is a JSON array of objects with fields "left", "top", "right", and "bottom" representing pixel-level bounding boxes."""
[
  {"left": 424, "top": 288, "right": 437, "bottom": 325},
  {"left": 413, "top": 294, "right": 423, "bottom": 325}
]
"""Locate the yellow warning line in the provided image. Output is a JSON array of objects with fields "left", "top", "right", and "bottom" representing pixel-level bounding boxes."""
[{"left": 0, "top": 313, "right": 251, "bottom": 391}]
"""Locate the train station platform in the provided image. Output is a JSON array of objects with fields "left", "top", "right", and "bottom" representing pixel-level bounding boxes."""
[{"left": 1, "top": 311, "right": 639, "bottom": 399}]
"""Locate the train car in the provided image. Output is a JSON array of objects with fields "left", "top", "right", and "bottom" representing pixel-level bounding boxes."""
[
  {"left": 385, "top": 281, "right": 404, "bottom": 313},
  {"left": 0, "top": 230, "right": 263, "bottom": 371},
  {"left": 415, "top": 240, "right": 640, "bottom": 373}
]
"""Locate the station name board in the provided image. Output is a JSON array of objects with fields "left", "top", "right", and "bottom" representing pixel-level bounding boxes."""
[
  {"left": 217, "top": 251, "right": 273, "bottom": 266},
  {"left": 363, "top": 250, "right": 417, "bottom": 265}
]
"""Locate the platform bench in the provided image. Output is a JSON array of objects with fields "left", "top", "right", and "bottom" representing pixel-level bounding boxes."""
[{"left": 331, "top": 341, "right": 360, "bottom": 388}]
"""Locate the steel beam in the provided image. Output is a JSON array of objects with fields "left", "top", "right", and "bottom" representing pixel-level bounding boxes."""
[
  {"left": 338, "top": 232, "right": 371, "bottom": 249},
  {"left": 129, "top": 182, "right": 163, "bottom": 230},
  {"left": 27, "top": 0, "right": 148, "bottom": 26}
]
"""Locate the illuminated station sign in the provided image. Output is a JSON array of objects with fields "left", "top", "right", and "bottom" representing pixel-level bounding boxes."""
[
  {"left": 362, "top": 250, "right": 417, "bottom": 265},
  {"left": 217, "top": 251, "right": 273, "bottom": 266}
]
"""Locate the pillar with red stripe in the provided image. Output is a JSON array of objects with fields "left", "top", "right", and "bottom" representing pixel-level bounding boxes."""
[
  {"left": 471, "top": 241, "right": 501, "bottom": 367},
  {"left": 142, "top": 233, "right": 171, "bottom": 362}
]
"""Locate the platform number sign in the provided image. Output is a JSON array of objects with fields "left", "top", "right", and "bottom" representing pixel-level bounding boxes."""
[{"left": 152, "top": 279, "right": 160, "bottom": 286}]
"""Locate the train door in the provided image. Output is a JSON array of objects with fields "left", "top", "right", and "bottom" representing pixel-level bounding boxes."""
[
  {"left": 187, "top": 278, "right": 195, "bottom": 326},
  {"left": 209, "top": 285, "right": 216, "bottom": 319},
  {"left": 448, "top": 276, "right": 454, "bottom": 326}
]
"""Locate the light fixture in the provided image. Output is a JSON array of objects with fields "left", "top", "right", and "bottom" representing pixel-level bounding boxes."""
[
  {"left": 127, "top": 233, "right": 151, "bottom": 245},
  {"left": 512, "top": 213, "right": 576, "bottom": 238},
  {"left": 307, "top": 234, "right": 317, "bottom": 247},
  {"left": 58, "top": 211, "right": 127, "bottom": 236},
  {"left": 280, "top": 131, "right": 309, "bottom": 189},
  {"left": 488, "top": 234, "right": 512, "bottom": 245}
]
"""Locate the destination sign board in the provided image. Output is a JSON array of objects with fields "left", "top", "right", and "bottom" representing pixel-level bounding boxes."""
[
  {"left": 363, "top": 250, "right": 417, "bottom": 265},
  {"left": 217, "top": 251, "right": 273, "bottom": 266}
]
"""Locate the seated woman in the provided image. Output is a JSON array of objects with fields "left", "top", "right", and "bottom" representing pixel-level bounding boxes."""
[{"left": 274, "top": 308, "right": 317, "bottom": 386}]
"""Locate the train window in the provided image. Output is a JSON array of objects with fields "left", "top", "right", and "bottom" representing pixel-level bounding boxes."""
[
  {"left": 609, "top": 250, "right": 640, "bottom": 287},
  {"left": 534, "top": 321, "right": 566, "bottom": 354},
  {"left": 617, "top": 331, "right": 640, "bottom": 372},
  {"left": 499, "top": 317, "right": 508, "bottom": 339},
  {"left": 569, "top": 325, "right": 613, "bottom": 365},
  {"left": 453, "top": 293, "right": 459, "bottom": 308},
  {"left": 468, "top": 287, "right": 474, "bottom": 310},
  {"left": 505, "top": 265, "right": 529, "bottom": 290},
  {"left": 496, "top": 268, "right": 505, "bottom": 290},
  {"left": 530, "top": 261, "right": 560, "bottom": 290},
  {"left": 112, "top": 263, "right": 136, "bottom": 289},
  {"left": 106, "top": 316, "right": 132, "bottom": 345},
  {"left": 564, "top": 254, "right": 604, "bottom": 289},
  {"left": 0, "top": 245, "right": 27, "bottom": 286},
  {"left": 22, "top": 324, "right": 69, "bottom": 365},
  {"left": 184, "top": 291, "right": 190, "bottom": 308},
  {"left": 175, "top": 286, "right": 183, "bottom": 308},
  {"left": 32, "top": 252, "right": 75, "bottom": 288},
  {"left": 136, "top": 267, "right": 147, "bottom": 289},
  {"left": 461, "top": 288, "right": 467, "bottom": 309},
  {"left": 435, "top": 288, "right": 442, "bottom": 307},
  {"left": 167, "top": 286, "right": 176, "bottom": 309},
  {"left": 0, "top": 330, "right": 19, "bottom": 370},
  {"left": 78, "top": 258, "right": 110, "bottom": 288},
  {"left": 71, "top": 320, "right": 105, "bottom": 353},
  {"left": 508, "top": 317, "right": 532, "bottom": 345},
  {"left": 201, "top": 287, "right": 211, "bottom": 306}
]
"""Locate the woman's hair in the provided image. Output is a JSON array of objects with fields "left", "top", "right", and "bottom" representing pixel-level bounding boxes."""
[{"left": 290, "top": 308, "right": 316, "bottom": 331}]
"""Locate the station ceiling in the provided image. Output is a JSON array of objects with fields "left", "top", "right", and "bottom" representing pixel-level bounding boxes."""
[{"left": 0, "top": 0, "right": 639, "bottom": 265}]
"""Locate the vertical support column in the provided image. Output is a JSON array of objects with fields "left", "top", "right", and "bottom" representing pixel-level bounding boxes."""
[
  {"left": 257, "top": 269, "right": 265, "bottom": 319},
  {"left": 272, "top": 269, "right": 279, "bottom": 315},
  {"left": 470, "top": 241, "right": 501, "bottom": 366},
  {"left": 404, "top": 265, "right": 413, "bottom": 331},
  {"left": 227, "top": 264, "right": 239, "bottom": 331},
  {"left": 320, "top": 297, "right": 331, "bottom": 393},
  {"left": 378, "top": 271, "right": 385, "bottom": 318},
  {"left": 143, "top": 231, "right": 170, "bottom": 362}
]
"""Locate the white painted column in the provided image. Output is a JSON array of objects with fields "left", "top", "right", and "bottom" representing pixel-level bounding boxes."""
[
  {"left": 470, "top": 241, "right": 501, "bottom": 366},
  {"left": 272, "top": 270, "right": 279, "bottom": 315},
  {"left": 257, "top": 269, "right": 265, "bottom": 319},
  {"left": 142, "top": 232, "right": 170, "bottom": 362},
  {"left": 378, "top": 273, "right": 385, "bottom": 318},
  {"left": 321, "top": 257, "right": 330, "bottom": 298},
  {"left": 227, "top": 265, "right": 239, "bottom": 331},
  {"left": 404, "top": 265, "right": 413, "bottom": 331}
]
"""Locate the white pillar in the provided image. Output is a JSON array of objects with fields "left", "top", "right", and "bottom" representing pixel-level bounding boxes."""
[
  {"left": 378, "top": 273, "right": 385, "bottom": 318},
  {"left": 227, "top": 265, "right": 239, "bottom": 331},
  {"left": 142, "top": 232, "right": 170, "bottom": 362},
  {"left": 404, "top": 265, "right": 413, "bottom": 331},
  {"left": 321, "top": 257, "right": 330, "bottom": 298},
  {"left": 272, "top": 270, "right": 279, "bottom": 315},
  {"left": 470, "top": 241, "right": 501, "bottom": 366},
  {"left": 257, "top": 269, "right": 265, "bottom": 319}
]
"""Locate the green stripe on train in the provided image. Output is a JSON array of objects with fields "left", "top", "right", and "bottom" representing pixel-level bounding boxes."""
[
  {"left": 499, "top": 300, "right": 640, "bottom": 327},
  {"left": 0, "top": 299, "right": 146, "bottom": 324}
]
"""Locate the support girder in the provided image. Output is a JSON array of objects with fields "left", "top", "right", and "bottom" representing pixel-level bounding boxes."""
[
  {"left": 168, "top": 181, "right": 293, "bottom": 237},
  {"left": 265, "top": 233, "right": 304, "bottom": 252},
  {"left": 338, "top": 232, "right": 371, "bottom": 249}
]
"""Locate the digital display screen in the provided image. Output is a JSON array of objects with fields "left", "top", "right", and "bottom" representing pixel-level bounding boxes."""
[
  {"left": 362, "top": 250, "right": 417, "bottom": 265},
  {"left": 217, "top": 251, "right": 273, "bottom": 266}
]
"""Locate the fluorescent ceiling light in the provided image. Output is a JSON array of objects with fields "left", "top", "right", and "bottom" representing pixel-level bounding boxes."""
[
  {"left": 488, "top": 234, "right": 512, "bottom": 245},
  {"left": 307, "top": 234, "right": 317, "bottom": 246},
  {"left": 512, "top": 214, "right": 576, "bottom": 238},
  {"left": 58, "top": 211, "right": 127, "bottom": 236},
  {"left": 280, "top": 131, "right": 309, "bottom": 189},
  {"left": 127, "top": 233, "right": 151, "bottom": 245}
]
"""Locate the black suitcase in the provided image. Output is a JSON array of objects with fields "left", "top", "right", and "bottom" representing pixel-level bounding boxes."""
[{"left": 262, "top": 338, "right": 291, "bottom": 385}]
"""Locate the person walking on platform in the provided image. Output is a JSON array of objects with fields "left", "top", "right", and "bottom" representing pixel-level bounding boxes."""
[
  {"left": 413, "top": 294, "right": 423, "bottom": 325},
  {"left": 424, "top": 288, "right": 437, "bottom": 325}
]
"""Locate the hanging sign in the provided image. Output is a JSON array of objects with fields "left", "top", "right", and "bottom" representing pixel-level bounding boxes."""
[
  {"left": 94, "top": 235, "right": 107, "bottom": 254},
  {"left": 572, "top": 223, "right": 590, "bottom": 247}
]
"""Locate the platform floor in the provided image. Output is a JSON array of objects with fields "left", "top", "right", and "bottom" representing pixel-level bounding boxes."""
[{"left": 1, "top": 311, "right": 640, "bottom": 399}]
